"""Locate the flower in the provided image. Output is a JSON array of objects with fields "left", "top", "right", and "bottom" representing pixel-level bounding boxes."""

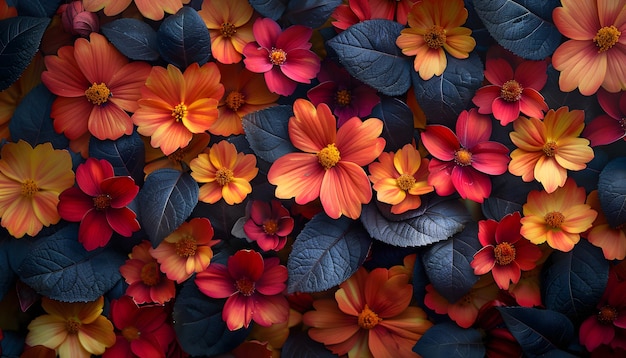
[
  {"left": 582, "top": 88, "right": 626, "bottom": 146},
  {"left": 368, "top": 143, "right": 433, "bottom": 214},
  {"left": 149, "top": 217, "right": 220, "bottom": 283},
  {"left": 189, "top": 140, "right": 258, "bottom": 205},
  {"left": 0, "top": 140, "right": 74, "bottom": 238},
  {"left": 25, "top": 296, "right": 115, "bottom": 358},
  {"left": 303, "top": 267, "right": 432, "bottom": 357},
  {"left": 508, "top": 107, "right": 594, "bottom": 193},
  {"left": 472, "top": 58, "right": 549, "bottom": 125},
  {"left": 41, "top": 32, "right": 151, "bottom": 156},
  {"left": 585, "top": 190, "right": 626, "bottom": 260},
  {"left": 243, "top": 200, "right": 294, "bottom": 252},
  {"left": 103, "top": 295, "right": 175, "bottom": 358},
  {"left": 198, "top": 0, "right": 255, "bottom": 64},
  {"left": 82, "top": 0, "right": 189, "bottom": 21},
  {"left": 552, "top": 0, "right": 626, "bottom": 95},
  {"left": 143, "top": 132, "right": 211, "bottom": 176},
  {"left": 307, "top": 60, "right": 380, "bottom": 126},
  {"left": 368, "top": 0, "right": 419, "bottom": 25},
  {"left": 420, "top": 109, "right": 510, "bottom": 203},
  {"left": 508, "top": 266, "right": 542, "bottom": 307},
  {"left": 132, "top": 62, "right": 224, "bottom": 156},
  {"left": 58, "top": 158, "right": 140, "bottom": 251},
  {"left": 395, "top": 0, "right": 476, "bottom": 80},
  {"left": 195, "top": 249, "right": 289, "bottom": 331},
  {"left": 120, "top": 241, "right": 176, "bottom": 305},
  {"left": 520, "top": 178, "right": 597, "bottom": 252},
  {"left": 242, "top": 17, "right": 321, "bottom": 96},
  {"left": 471, "top": 212, "right": 542, "bottom": 290},
  {"left": 267, "top": 99, "right": 385, "bottom": 219},
  {"left": 59, "top": 1, "right": 99, "bottom": 37}
]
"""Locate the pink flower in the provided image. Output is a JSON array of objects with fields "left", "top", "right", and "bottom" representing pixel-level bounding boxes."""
[
  {"left": 243, "top": 200, "right": 294, "bottom": 252},
  {"left": 242, "top": 17, "right": 321, "bottom": 96},
  {"left": 582, "top": 88, "right": 626, "bottom": 146}
]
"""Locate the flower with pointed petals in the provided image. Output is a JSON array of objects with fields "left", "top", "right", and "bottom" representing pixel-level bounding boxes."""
[
  {"left": 120, "top": 241, "right": 176, "bottom": 305},
  {"left": 267, "top": 99, "right": 385, "bottom": 219},
  {"left": 0, "top": 141, "right": 74, "bottom": 238},
  {"left": 132, "top": 62, "right": 224, "bottom": 156},
  {"left": 243, "top": 18, "right": 321, "bottom": 96},
  {"left": 585, "top": 190, "right": 626, "bottom": 260},
  {"left": 195, "top": 249, "right": 289, "bottom": 331},
  {"left": 420, "top": 109, "right": 510, "bottom": 203},
  {"left": 508, "top": 107, "right": 594, "bottom": 193},
  {"left": 471, "top": 212, "right": 542, "bottom": 290},
  {"left": 26, "top": 296, "right": 115, "bottom": 358},
  {"left": 82, "top": 0, "right": 189, "bottom": 21},
  {"left": 583, "top": 88, "right": 626, "bottom": 146},
  {"left": 243, "top": 200, "right": 294, "bottom": 252},
  {"left": 396, "top": 0, "right": 476, "bottom": 80},
  {"left": 552, "top": 0, "right": 626, "bottom": 95},
  {"left": 149, "top": 218, "right": 220, "bottom": 283},
  {"left": 303, "top": 267, "right": 432, "bottom": 358},
  {"left": 190, "top": 140, "right": 258, "bottom": 205},
  {"left": 143, "top": 133, "right": 211, "bottom": 176},
  {"left": 520, "top": 178, "right": 597, "bottom": 252},
  {"left": 368, "top": 143, "right": 433, "bottom": 214},
  {"left": 472, "top": 58, "right": 549, "bottom": 125},
  {"left": 41, "top": 33, "right": 150, "bottom": 156}
]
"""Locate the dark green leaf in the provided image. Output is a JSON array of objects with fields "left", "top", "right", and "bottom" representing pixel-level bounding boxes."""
[
  {"left": 371, "top": 97, "right": 415, "bottom": 152},
  {"left": 157, "top": 6, "right": 211, "bottom": 69},
  {"left": 101, "top": 18, "right": 159, "bottom": 61},
  {"left": 413, "top": 322, "right": 485, "bottom": 358},
  {"left": 242, "top": 105, "right": 296, "bottom": 163},
  {"left": 89, "top": 130, "right": 146, "bottom": 186},
  {"left": 598, "top": 157, "right": 626, "bottom": 228},
  {"left": 285, "top": 0, "right": 341, "bottom": 28}
]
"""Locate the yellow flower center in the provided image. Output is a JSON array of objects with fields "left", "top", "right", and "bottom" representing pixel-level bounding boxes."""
[
  {"left": 597, "top": 305, "right": 618, "bottom": 325},
  {"left": 269, "top": 48, "right": 287, "bottom": 65},
  {"left": 424, "top": 25, "right": 447, "bottom": 49},
  {"left": 263, "top": 219, "right": 279, "bottom": 235},
  {"left": 21, "top": 179, "right": 39, "bottom": 198},
  {"left": 594, "top": 25, "right": 621, "bottom": 53},
  {"left": 140, "top": 262, "right": 161, "bottom": 286},
  {"left": 66, "top": 318, "right": 81, "bottom": 334},
  {"left": 336, "top": 89, "right": 351, "bottom": 107},
  {"left": 93, "top": 194, "right": 112, "bottom": 210},
  {"left": 85, "top": 82, "right": 111, "bottom": 105},
  {"left": 172, "top": 103, "right": 187, "bottom": 122},
  {"left": 220, "top": 22, "right": 236, "bottom": 38},
  {"left": 396, "top": 173, "right": 416, "bottom": 191},
  {"left": 235, "top": 277, "right": 255, "bottom": 296},
  {"left": 225, "top": 91, "right": 245, "bottom": 111},
  {"left": 317, "top": 143, "right": 341, "bottom": 170},
  {"left": 122, "top": 326, "right": 140, "bottom": 341},
  {"left": 357, "top": 304, "right": 382, "bottom": 329},
  {"left": 544, "top": 211, "right": 565, "bottom": 229},
  {"left": 175, "top": 235, "right": 197, "bottom": 257},
  {"left": 494, "top": 242, "right": 516, "bottom": 265},
  {"left": 215, "top": 168, "right": 234, "bottom": 186},
  {"left": 454, "top": 149, "right": 472, "bottom": 166},
  {"left": 500, "top": 79, "right": 523, "bottom": 102},
  {"left": 542, "top": 141, "right": 558, "bottom": 157}
]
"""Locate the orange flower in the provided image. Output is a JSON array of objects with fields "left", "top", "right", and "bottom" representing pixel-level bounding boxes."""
[
  {"left": 585, "top": 190, "right": 626, "bottom": 260},
  {"left": 267, "top": 99, "right": 385, "bottom": 219},
  {"left": 0, "top": 141, "right": 74, "bottom": 238},
  {"left": 82, "top": 0, "right": 189, "bottom": 21},
  {"left": 368, "top": 143, "right": 433, "bottom": 214},
  {"left": 520, "top": 178, "right": 597, "bottom": 252},
  {"left": 395, "top": 0, "right": 476, "bottom": 80},
  {"left": 142, "top": 133, "right": 210, "bottom": 176},
  {"left": 132, "top": 63, "right": 224, "bottom": 156},
  {"left": 190, "top": 140, "right": 258, "bottom": 205},
  {"left": 508, "top": 107, "right": 594, "bottom": 193}
]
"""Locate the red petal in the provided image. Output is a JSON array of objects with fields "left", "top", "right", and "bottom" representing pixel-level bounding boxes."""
[
  {"left": 472, "top": 85, "right": 500, "bottom": 114},
  {"left": 471, "top": 142, "right": 510, "bottom": 175},
  {"left": 420, "top": 125, "right": 459, "bottom": 161},
  {"left": 228, "top": 249, "right": 264, "bottom": 281},
  {"left": 491, "top": 262, "right": 520, "bottom": 289},
  {"left": 264, "top": 67, "right": 297, "bottom": 96},
  {"left": 255, "top": 258, "right": 287, "bottom": 295},
  {"left": 106, "top": 208, "right": 140, "bottom": 237},
  {"left": 456, "top": 109, "right": 492, "bottom": 149},
  {"left": 492, "top": 97, "right": 521, "bottom": 125},
  {"left": 195, "top": 264, "right": 236, "bottom": 298},
  {"left": 484, "top": 58, "right": 513, "bottom": 86},
  {"left": 280, "top": 49, "right": 320, "bottom": 83},
  {"left": 471, "top": 247, "right": 496, "bottom": 275},
  {"left": 223, "top": 294, "right": 254, "bottom": 330},
  {"left": 79, "top": 209, "right": 113, "bottom": 250},
  {"left": 515, "top": 60, "right": 548, "bottom": 90},
  {"left": 100, "top": 177, "right": 139, "bottom": 208},
  {"left": 252, "top": 18, "right": 281, "bottom": 49},
  {"left": 495, "top": 212, "right": 522, "bottom": 244},
  {"left": 478, "top": 219, "right": 498, "bottom": 246},
  {"left": 58, "top": 188, "right": 93, "bottom": 222},
  {"left": 276, "top": 25, "right": 313, "bottom": 51},
  {"left": 427, "top": 158, "right": 456, "bottom": 196},
  {"left": 451, "top": 166, "right": 491, "bottom": 203},
  {"left": 76, "top": 158, "right": 114, "bottom": 196}
]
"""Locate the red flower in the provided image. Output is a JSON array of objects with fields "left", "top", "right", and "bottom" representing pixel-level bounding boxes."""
[
  {"left": 58, "top": 158, "right": 140, "bottom": 251},
  {"left": 243, "top": 200, "right": 294, "bottom": 252},
  {"left": 583, "top": 88, "right": 626, "bottom": 146},
  {"left": 120, "top": 241, "right": 176, "bottom": 305}
]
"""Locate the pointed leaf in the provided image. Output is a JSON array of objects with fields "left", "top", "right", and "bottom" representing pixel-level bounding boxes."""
[
  {"left": 0, "top": 239, "right": 14, "bottom": 301},
  {"left": 89, "top": 130, "right": 146, "bottom": 186},
  {"left": 157, "top": 6, "right": 211, "bottom": 69},
  {"left": 242, "top": 105, "right": 296, "bottom": 163},
  {"left": 541, "top": 66, "right": 603, "bottom": 122},
  {"left": 285, "top": 0, "right": 342, "bottom": 28},
  {"left": 370, "top": 97, "right": 415, "bottom": 152},
  {"left": 14, "top": 0, "right": 62, "bottom": 17},
  {"left": 101, "top": 18, "right": 159, "bottom": 61},
  {"left": 482, "top": 172, "right": 542, "bottom": 221},
  {"left": 598, "top": 157, "right": 626, "bottom": 228},
  {"left": 248, "top": 0, "right": 287, "bottom": 20},
  {"left": 413, "top": 322, "right": 485, "bottom": 358}
]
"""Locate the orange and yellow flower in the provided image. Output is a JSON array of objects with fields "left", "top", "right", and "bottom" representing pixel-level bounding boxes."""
[
  {"left": 82, "top": 0, "right": 189, "bottom": 21},
  {"left": 585, "top": 190, "right": 626, "bottom": 260},
  {"left": 508, "top": 107, "right": 594, "bottom": 193},
  {"left": 120, "top": 241, "right": 176, "bottom": 305},
  {"left": 395, "top": 0, "right": 476, "bottom": 80}
]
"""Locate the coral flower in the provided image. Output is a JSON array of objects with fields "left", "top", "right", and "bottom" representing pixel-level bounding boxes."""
[
  {"left": 189, "top": 140, "right": 258, "bottom": 205},
  {"left": 243, "top": 200, "right": 294, "bottom": 252},
  {"left": 552, "top": 0, "right": 626, "bottom": 95},
  {"left": 195, "top": 249, "right": 289, "bottom": 331},
  {"left": 149, "top": 217, "right": 220, "bottom": 283},
  {"left": 243, "top": 18, "right": 321, "bottom": 96},
  {"left": 267, "top": 99, "right": 386, "bottom": 219},
  {"left": 395, "top": 0, "right": 476, "bottom": 80},
  {"left": 143, "top": 133, "right": 211, "bottom": 176},
  {"left": 0, "top": 140, "right": 74, "bottom": 238},
  {"left": 25, "top": 296, "right": 115, "bottom": 358},
  {"left": 585, "top": 190, "right": 626, "bottom": 260},
  {"left": 303, "top": 267, "right": 432, "bottom": 358},
  {"left": 103, "top": 295, "right": 175, "bottom": 358},
  {"left": 58, "top": 158, "right": 140, "bottom": 251},
  {"left": 583, "top": 88, "right": 626, "bottom": 146},
  {"left": 120, "top": 241, "right": 176, "bottom": 305},
  {"left": 472, "top": 58, "right": 549, "bottom": 125},
  {"left": 198, "top": 0, "right": 255, "bottom": 64},
  {"left": 41, "top": 33, "right": 151, "bottom": 155},
  {"left": 420, "top": 109, "right": 510, "bottom": 203},
  {"left": 520, "top": 178, "right": 597, "bottom": 252},
  {"left": 508, "top": 107, "right": 594, "bottom": 193},
  {"left": 82, "top": 0, "right": 189, "bottom": 21},
  {"left": 368, "top": 143, "right": 433, "bottom": 214},
  {"left": 369, "top": 0, "right": 420, "bottom": 25},
  {"left": 132, "top": 62, "right": 224, "bottom": 156},
  {"left": 471, "top": 212, "right": 542, "bottom": 290}
]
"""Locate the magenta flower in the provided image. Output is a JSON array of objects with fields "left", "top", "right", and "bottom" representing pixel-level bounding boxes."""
[
  {"left": 472, "top": 58, "right": 548, "bottom": 125},
  {"left": 307, "top": 60, "right": 380, "bottom": 126},
  {"left": 242, "top": 17, "right": 321, "bottom": 96},
  {"left": 420, "top": 109, "right": 510, "bottom": 202},
  {"left": 243, "top": 200, "right": 294, "bottom": 252},
  {"left": 582, "top": 88, "right": 626, "bottom": 146}
]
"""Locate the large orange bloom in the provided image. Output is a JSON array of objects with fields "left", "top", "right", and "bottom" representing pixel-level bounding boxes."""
[
  {"left": 267, "top": 99, "right": 385, "bottom": 219},
  {"left": 552, "top": 0, "right": 626, "bottom": 95},
  {"left": 395, "top": 0, "right": 476, "bottom": 80},
  {"left": 82, "top": 0, "right": 189, "bottom": 21}
]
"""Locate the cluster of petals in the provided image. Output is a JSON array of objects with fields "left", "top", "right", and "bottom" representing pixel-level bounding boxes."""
[
  {"left": 331, "top": 0, "right": 419, "bottom": 31},
  {"left": 243, "top": 200, "right": 294, "bottom": 252},
  {"left": 585, "top": 190, "right": 626, "bottom": 260},
  {"left": 143, "top": 132, "right": 211, "bottom": 175},
  {"left": 582, "top": 88, "right": 626, "bottom": 146},
  {"left": 82, "top": 0, "right": 189, "bottom": 21},
  {"left": 120, "top": 241, "right": 176, "bottom": 305}
]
